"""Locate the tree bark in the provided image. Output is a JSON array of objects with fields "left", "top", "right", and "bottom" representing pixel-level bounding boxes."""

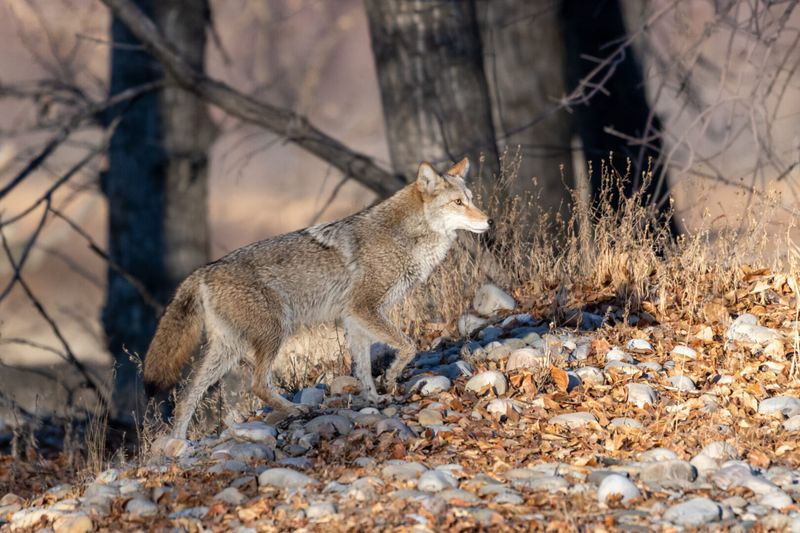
[
  {"left": 364, "top": 0, "right": 500, "bottom": 186},
  {"left": 478, "top": 0, "right": 574, "bottom": 217},
  {"left": 102, "top": 0, "right": 213, "bottom": 423},
  {"left": 561, "top": 0, "right": 676, "bottom": 232}
]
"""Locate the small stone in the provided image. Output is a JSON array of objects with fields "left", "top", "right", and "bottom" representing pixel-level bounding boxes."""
[
  {"left": 663, "top": 497, "right": 722, "bottom": 526},
  {"left": 52, "top": 514, "right": 93, "bottom": 533},
  {"left": 691, "top": 441, "right": 739, "bottom": 475},
  {"left": 574, "top": 366, "right": 605, "bottom": 385},
  {"left": 764, "top": 339, "right": 786, "bottom": 359},
  {"left": 214, "top": 487, "right": 245, "bottom": 505},
  {"left": 168, "top": 507, "right": 208, "bottom": 519},
  {"left": 606, "top": 347, "right": 634, "bottom": 362},
  {"left": 486, "top": 398, "right": 522, "bottom": 418},
  {"left": 637, "top": 361, "right": 662, "bottom": 373},
  {"left": 412, "top": 376, "right": 451, "bottom": 396},
  {"left": 330, "top": 376, "right": 361, "bottom": 395},
  {"left": 382, "top": 461, "right": 427, "bottom": 481},
  {"left": 258, "top": 468, "right": 317, "bottom": 489},
  {"left": 695, "top": 325, "right": 715, "bottom": 342},
  {"left": 305, "top": 415, "right": 353, "bottom": 438},
  {"left": 294, "top": 387, "right": 324, "bottom": 407},
  {"left": 213, "top": 442, "right": 274, "bottom": 462},
  {"left": 473, "top": 283, "right": 516, "bottom": 316},
  {"left": 513, "top": 475, "right": 569, "bottom": 492},
  {"left": 639, "top": 448, "right": 678, "bottom": 462},
  {"left": 759, "top": 396, "right": 800, "bottom": 417},
  {"left": 209, "top": 459, "right": 248, "bottom": 474},
  {"left": 306, "top": 502, "right": 337, "bottom": 521},
  {"left": 626, "top": 383, "right": 657, "bottom": 408},
  {"left": 608, "top": 417, "right": 643, "bottom": 430},
  {"left": 668, "top": 375, "right": 697, "bottom": 391},
  {"left": 417, "top": 409, "right": 443, "bottom": 426},
  {"left": 671, "top": 345, "right": 698, "bottom": 360},
  {"left": 458, "top": 314, "right": 488, "bottom": 336},
  {"left": 465, "top": 370, "right": 508, "bottom": 395},
  {"left": 598, "top": 474, "right": 640, "bottom": 505},
  {"left": 548, "top": 412, "right": 597, "bottom": 429},
  {"left": 640, "top": 461, "right": 697, "bottom": 486},
  {"left": 506, "top": 348, "right": 548, "bottom": 371},
  {"left": 439, "top": 488, "right": 480, "bottom": 504},
  {"left": 493, "top": 490, "right": 524, "bottom": 504},
  {"left": 224, "top": 421, "right": 277, "bottom": 443},
  {"left": 375, "top": 418, "right": 416, "bottom": 440},
  {"left": 604, "top": 361, "right": 640, "bottom": 376},
  {"left": 627, "top": 339, "right": 654, "bottom": 354},
  {"left": 417, "top": 470, "right": 458, "bottom": 493},
  {"left": 125, "top": 497, "right": 159, "bottom": 518},
  {"left": 783, "top": 415, "right": 800, "bottom": 431}
]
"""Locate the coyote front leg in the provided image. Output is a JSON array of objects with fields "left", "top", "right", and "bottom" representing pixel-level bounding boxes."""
[
  {"left": 348, "top": 307, "right": 416, "bottom": 396},
  {"left": 343, "top": 317, "right": 388, "bottom": 404}
]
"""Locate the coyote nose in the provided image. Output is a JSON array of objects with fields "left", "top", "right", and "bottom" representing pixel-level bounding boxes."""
[{"left": 487, "top": 218, "right": 494, "bottom": 227}]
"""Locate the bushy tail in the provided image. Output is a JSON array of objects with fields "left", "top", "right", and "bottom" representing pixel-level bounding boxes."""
[{"left": 143, "top": 272, "right": 203, "bottom": 396}]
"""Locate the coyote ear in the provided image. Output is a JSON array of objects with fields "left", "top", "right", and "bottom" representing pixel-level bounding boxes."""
[
  {"left": 446, "top": 157, "right": 469, "bottom": 179},
  {"left": 416, "top": 162, "right": 441, "bottom": 194}
]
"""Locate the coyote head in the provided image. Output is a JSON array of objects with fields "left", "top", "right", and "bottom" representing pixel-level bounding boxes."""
[{"left": 415, "top": 158, "right": 492, "bottom": 235}]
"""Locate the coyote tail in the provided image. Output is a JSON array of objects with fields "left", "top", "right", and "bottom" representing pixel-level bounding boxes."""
[{"left": 143, "top": 272, "right": 203, "bottom": 396}]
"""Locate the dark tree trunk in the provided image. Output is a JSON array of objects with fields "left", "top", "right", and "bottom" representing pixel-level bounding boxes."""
[
  {"left": 103, "top": 0, "right": 213, "bottom": 423},
  {"left": 561, "top": 0, "right": 676, "bottom": 232},
  {"left": 478, "top": 0, "right": 574, "bottom": 217},
  {"left": 364, "top": 0, "right": 499, "bottom": 187}
]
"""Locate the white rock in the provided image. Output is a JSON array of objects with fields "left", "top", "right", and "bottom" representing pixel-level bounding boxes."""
[
  {"left": 759, "top": 396, "right": 800, "bottom": 417},
  {"left": 486, "top": 398, "right": 522, "bottom": 417},
  {"left": 473, "top": 283, "right": 516, "bottom": 316},
  {"left": 549, "top": 412, "right": 597, "bottom": 429},
  {"left": 295, "top": 387, "right": 324, "bottom": 407},
  {"left": 574, "top": 366, "right": 605, "bottom": 385},
  {"left": 458, "top": 314, "right": 489, "bottom": 336},
  {"left": 214, "top": 487, "right": 245, "bottom": 505},
  {"left": 608, "top": 417, "right": 643, "bottom": 430},
  {"left": 671, "top": 345, "right": 698, "bottom": 360},
  {"left": 506, "top": 348, "right": 549, "bottom": 371},
  {"left": 626, "top": 339, "right": 654, "bottom": 354},
  {"left": 52, "top": 514, "right": 93, "bottom": 533},
  {"left": 306, "top": 501, "right": 337, "bottom": 520},
  {"left": 382, "top": 461, "right": 428, "bottom": 481},
  {"left": 663, "top": 497, "right": 722, "bottom": 526},
  {"left": 783, "top": 415, "right": 800, "bottom": 431},
  {"left": 224, "top": 421, "right": 277, "bottom": 443},
  {"left": 691, "top": 441, "right": 739, "bottom": 475},
  {"left": 668, "top": 375, "right": 697, "bottom": 391},
  {"left": 597, "top": 474, "right": 640, "bottom": 505},
  {"left": 626, "top": 383, "right": 657, "bottom": 408},
  {"left": 604, "top": 361, "right": 640, "bottom": 376},
  {"left": 605, "top": 347, "right": 634, "bottom": 363},
  {"left": 465, "top": 370, "right": 508, "bottom": 395},
  {"left": 417, "top": 470, "right": 458, "bottom": 493},
  {"left": 414, "top": 376, "right": 451, "bottom": 396},
  {"left": 125, "top": 497, "right": 159, "bottom": 518},
  {"left": 640, "top": 461, "right": 697, "bottom": 485},
  {"left": 258, "top": 468, "right": 317, "bottom": 489},
  {"left": 305, "top": 415, "right": 353, "bottom": 437},
  {"left": 639, "top": 448, "right": 678, "bottom": 462},
  {"left": 637, "top": 361, "right": 662, "bottom": 373},
  {"left": 726, "top": 314, "right": 782, "bottom": 344}
]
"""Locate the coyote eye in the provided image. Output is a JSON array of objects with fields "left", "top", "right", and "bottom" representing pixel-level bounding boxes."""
[{"left": 455, "top": 199, "right": 463, "bottom": 206}]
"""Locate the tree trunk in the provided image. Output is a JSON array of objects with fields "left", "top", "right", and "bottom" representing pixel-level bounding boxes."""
[
  {"left": 102, "top": 0, "right": 213, "bottom": 424},
  {"left": 561, "top": 0, "right": 676, "bottom": 232},
  {"left": 478, "top": 0, "right": 574, "bottom": 217},
  {"left": 364, "top": 0, "right": 499, "bottom": 187}
]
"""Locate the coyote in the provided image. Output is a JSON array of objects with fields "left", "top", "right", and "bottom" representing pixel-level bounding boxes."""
[{"left": 143, "top": 158, "right": 491, "bottom": 439}]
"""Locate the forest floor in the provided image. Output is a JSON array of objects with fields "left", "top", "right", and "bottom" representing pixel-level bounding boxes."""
[{"left": 4, "top": 267, "right": 800, "bottom": 532}]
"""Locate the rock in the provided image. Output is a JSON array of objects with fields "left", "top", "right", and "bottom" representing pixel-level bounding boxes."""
[
  {"left": 375, "top": 418, "right": 416, "bottom": 440},
  {"left": 258, "top": 468, "right": 317, "bottom": 489},
  {"left": 168, "top": 507, "right": 208, "bottom": 519},
  {"left": 574, "top": 366, "right": 605, "bottom": 385},
  {"left": 626, "top": 383, "right": 657, "bottom": 408},
  {"left": 438, "top": 488, "right": 480, "bottom": 504},
  {"left": 627, "top": 339, "right": 654, "bottom": 354},
  {"left": 417, "top": 470, "right": 458, "bottom": 493},
  {"left": 668, "top": 375, "right": 697, "bottom": 391},
  {"left": 465, "top": 370, "right": 508, "bottom": 395},
  {"left": 598, "top": 474, "right": 640, "bottom": 505},
  {"left": 712, "top": 463, "right": 792, "bottom": 509},
  {"left": 671, "top": 345, "right": 698, "bottom": 360},
  {"left": 764, "top": 339, "right": 785, "bottom": 359},
  {"left": 458, "top": 314, "right": 488, "bottom": 336},
  {"left": 479, "top": 326, "right": 503, "bottom": 342},
  {"left": 691, "top": 441, "right": 739, "bottom": 475},
  {"left": 417, "top": 409, "right": 443, "bottom": 426},
  {"left": 727, "top": 314, "right": 782, "bottom": 344},
  {"left": 84, "top": 482, "right": 117, "bottom": 501},
  {"left": 330, "top": 376, "right": 361, "bottom": 395},
  {"left": 606, "top": 347, "right": 634, "bottom": 363},
  {"left": 214, "top": 487, "right": 245, "bottom": 505},
  {"left": 637, "top": 361, "right": 662, "bottom": 373},
  {"left": 52, "top": 514, "right": 93, "bottom": 533},
  {"left": 431, "top": 361, "right": 473, "bottom": 380},
  {"left": 304, "top": 415, "right": 353, "bottom": 438},
  {"left": 344, "top": 477, "right": 382, "bottom": 501},
  {"left": 663, "top": 497, "right": 722, "bottom": 526},
  {"left": 410, "top": 376, "right": 452, "bottom": 396},
  {"left": 382, "top": 461, "right": 427, "bottom": 481},
  {"left": 639, "top": 448, "right": 678, "bottom": 462},
  {"left": 784, "top": 415, "right": 800, "bottom": 431},
  {"left": 294, "top": 387, "right": 324, "bottom": 407},
  {"left": 640, "top": 461, "right": 697, "bottom": 486},
  {"left": 209, "top": 459, "right": 249, "bottom": 474},
  {"left": 493, "top": 490, "right": 524, "bottom": 504},
  {"left": 213, "top": 442, "right": 274, "bottom": 462},
  {"left": 548, "top": 412, "right": 597, "bottom": 429},
  {"left": 608, "top": 417, "right": 643, "bottom": 430},
  {"left": 224, "top": 421, "right": 277, "bottom": 443},
  {"left": 473, "top": 283, "right": 516, "bottom": 316},
  {"left": 512, "top": 475, "right": 569, "bottom": 492},
  {"left": 125, "top": 497, "right": 159, "bottom": 518},
  {"left": 604, "top": 361, "right": 640, "bottom": 376},
  {"left": 306, "top": 502, "right": 337, "bottom": 521},
  {"left": 486, "top": 398, "right": 522, "bottom": 418},
  {"left": 759, "top": 396, "right": 800, "bottom": 417},
  {"left": 506, "top": 348, "right": 548, "bottom": 371}
]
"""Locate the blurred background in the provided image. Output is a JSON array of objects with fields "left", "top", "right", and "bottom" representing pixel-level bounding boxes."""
[{"left": 1, "top": 0, "right": 799, "bottom": 433}]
